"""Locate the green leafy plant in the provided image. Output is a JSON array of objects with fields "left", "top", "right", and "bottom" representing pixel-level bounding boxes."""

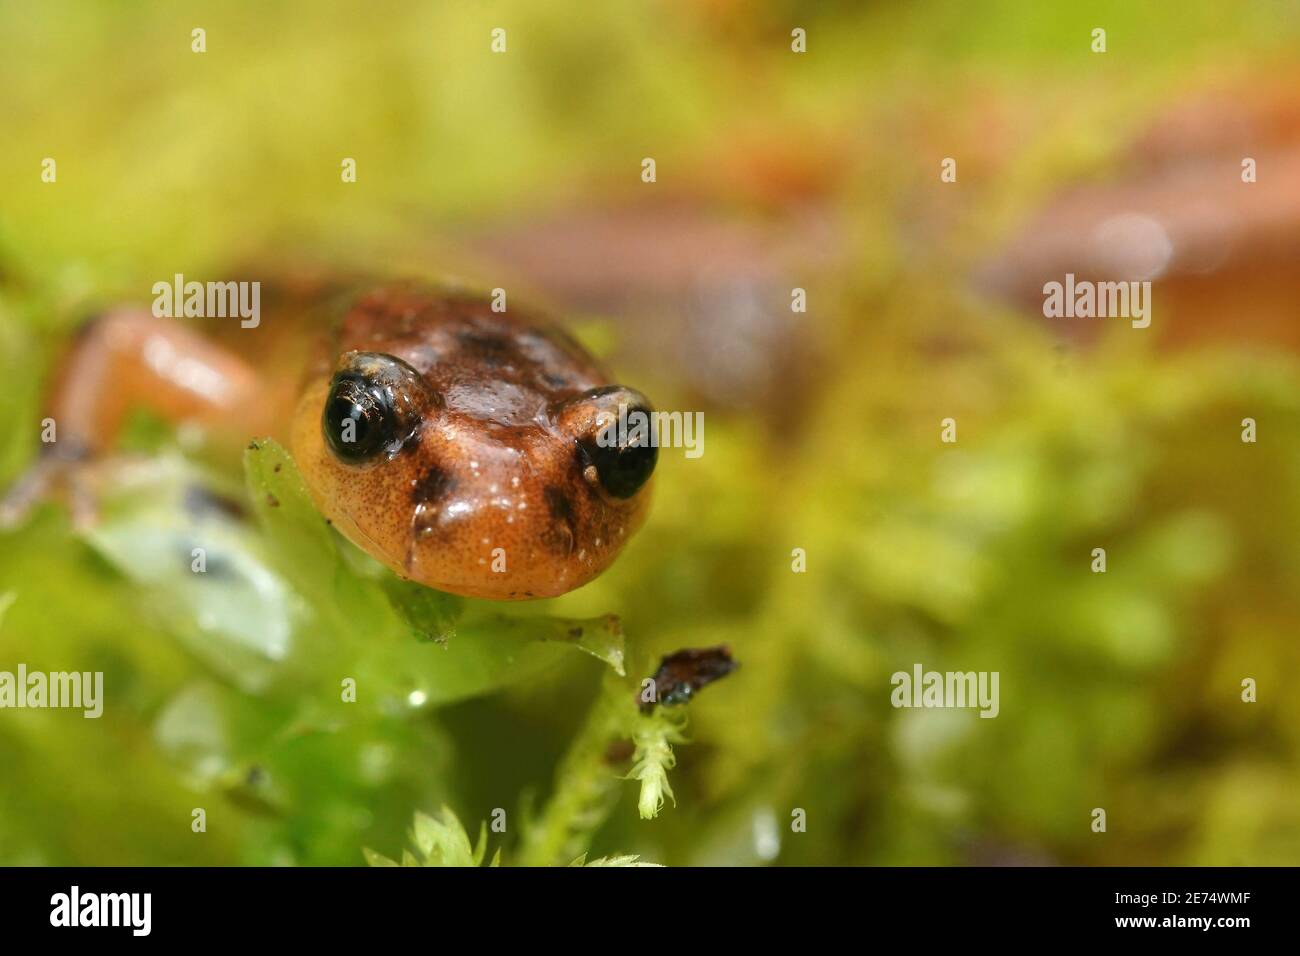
[
  {"left": 365, "top": 806, "right": 659, "bottom": 867},
  {"left": 69, "top": 437, "right": 701, "bottom": 866},
  {"left": 364, "top": 807, "right": 500, "bottom": 867}
]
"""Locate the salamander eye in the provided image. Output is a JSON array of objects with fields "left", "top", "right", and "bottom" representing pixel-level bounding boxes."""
[
  {"left": 321, "top": 353, "right": 427, "bottom": 464},
  {"left": 577, "top": 402, "right": 658, "bottom": 499}
]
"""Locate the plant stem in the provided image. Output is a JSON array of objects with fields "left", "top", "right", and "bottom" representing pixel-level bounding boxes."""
[{"left": 518, "top": 670, "right": 637, "bottom": 866}]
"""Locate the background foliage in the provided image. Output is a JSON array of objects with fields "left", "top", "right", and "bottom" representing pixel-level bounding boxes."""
[{"left": 1, "top": 0, "right": 1298, "bottom": 865}]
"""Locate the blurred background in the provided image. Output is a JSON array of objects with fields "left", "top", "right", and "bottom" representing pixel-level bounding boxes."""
[{"left": 2, "top": 0, "right": 1299, "bottom": 865}]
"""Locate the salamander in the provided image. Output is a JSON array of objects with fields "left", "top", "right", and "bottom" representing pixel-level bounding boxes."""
[{"left": 1, "top": 280, "right": 657, "bottom": 600}]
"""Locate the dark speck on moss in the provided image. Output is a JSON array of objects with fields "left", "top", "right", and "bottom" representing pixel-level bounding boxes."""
[
  {"left": 604, "top": 738, "right": 635, "bottom": 765},
  {"left": 266, "top": 493, "right": 280, "bottom": 508},
  {"left": 641, "top": 645, "right": 738, "bottom": 712}
]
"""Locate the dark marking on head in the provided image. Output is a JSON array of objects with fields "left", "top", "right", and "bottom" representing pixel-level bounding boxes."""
[
  {"left": 544, "top": 485, "right": 575, "bottom": 524},
  {"left": 410, "top": 462, "right": 455, "bottom": 507},
  {"left": 457, "top": 330, "right": 513, "bottom": 366},
  {"left": 410, "top": 462, "right": 457, "bottom": 540},
  {"left": 542, "top": 485, "right": 578, "bottom": 556}
]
